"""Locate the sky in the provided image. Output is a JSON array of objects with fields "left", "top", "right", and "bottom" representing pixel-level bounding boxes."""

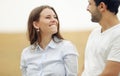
[{"left": 0, "top": 0, "right": 120, "bottom": 33}]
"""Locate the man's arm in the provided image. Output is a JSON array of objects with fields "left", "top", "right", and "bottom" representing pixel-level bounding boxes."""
[{"left": 99, "top": 61, "right": 120, "bottom": 76}]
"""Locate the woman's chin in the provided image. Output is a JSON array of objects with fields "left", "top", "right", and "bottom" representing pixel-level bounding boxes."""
[{"left": 51, "top": 30, "right": 57, "bottom": 34}]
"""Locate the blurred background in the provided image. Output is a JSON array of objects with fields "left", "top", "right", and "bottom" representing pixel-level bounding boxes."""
[{"left": 0, "top": 0, "right": 120, "bottom": 76}]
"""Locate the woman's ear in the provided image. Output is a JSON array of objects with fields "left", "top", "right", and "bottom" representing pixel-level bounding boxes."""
[{"left": 33, "top": 21, "right": 39, "bottom": 29}]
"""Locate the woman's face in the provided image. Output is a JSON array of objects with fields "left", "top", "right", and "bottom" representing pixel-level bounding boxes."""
[{"left": 37, "top": 8, "right": 58, "bottom": 35}]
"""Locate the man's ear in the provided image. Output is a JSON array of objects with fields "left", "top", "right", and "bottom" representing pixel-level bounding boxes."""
[
  {"left": 98, "top": 2, "right": 107, "bottom": 12},
  {"left": 33, "top": 21, "right": 39, "bottom": 29}
]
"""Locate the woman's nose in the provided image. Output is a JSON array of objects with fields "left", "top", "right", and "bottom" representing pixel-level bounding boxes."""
[{"left": 51, "top": 17, "right": 57, "bottom": 22}]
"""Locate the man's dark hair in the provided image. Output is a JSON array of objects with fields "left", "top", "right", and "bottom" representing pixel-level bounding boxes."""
[{"left": 94, "top": 0, "right": 120, "bottom": 14}]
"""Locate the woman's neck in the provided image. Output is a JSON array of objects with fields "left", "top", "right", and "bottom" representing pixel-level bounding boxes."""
[{"left": 39, "top": 35, "right": 52, "bottom": 49}]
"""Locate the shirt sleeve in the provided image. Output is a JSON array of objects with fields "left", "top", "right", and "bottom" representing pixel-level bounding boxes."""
[
  {"left": 62, "top": 41, "right": 79, "bottom": 76},
  {"left": 107, "top": 36, "right": 120, "bottom": 62},
  {"left": 20, "top": 49, "right": 27, "bottom": 76},
  {"left": 64, "top": 55, "right": 78, "bottom": 76}
]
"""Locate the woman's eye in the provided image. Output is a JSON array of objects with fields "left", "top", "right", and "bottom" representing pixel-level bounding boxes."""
[
  {"left": 46, "top": 17, "right": 51, "bottom": 19},
  {"left": 45, "top": 16, "right": 57, "bottom": 19}
]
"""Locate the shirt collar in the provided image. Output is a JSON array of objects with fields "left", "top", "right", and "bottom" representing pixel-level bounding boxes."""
[
  {"left": 48, "top": 36, "right": 62, "bottom": 49},
  {"left": 31, "top": 37, "right": 62, "bottom": 52},
  {"left": 33, "top": 38, "right": 60, "bottom": 52},
  {"left": 47, "top": 39, "right": 57, "bottom": 49}
]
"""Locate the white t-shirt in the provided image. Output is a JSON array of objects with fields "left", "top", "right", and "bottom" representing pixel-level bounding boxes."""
[{"left": 82, "top": 24, "right": 120, "bottom": 76}]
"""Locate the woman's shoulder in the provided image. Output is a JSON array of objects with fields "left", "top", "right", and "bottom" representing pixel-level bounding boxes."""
[
  {"left": 61, "top": 40, "right": 74, "bottom": 46},
  {"left": 60, "top": 40, "right": 78, "bottom": 56},
  {"left": 21, "top": 45, "right": 34, "bottom": 55},
  {"left": 59, "top": 40, "right": 77, "bottom": 51}
]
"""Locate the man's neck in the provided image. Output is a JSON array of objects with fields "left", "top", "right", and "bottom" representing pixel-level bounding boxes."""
[{"left": 99, "top": 15, "right": 119, "bottom": 32}]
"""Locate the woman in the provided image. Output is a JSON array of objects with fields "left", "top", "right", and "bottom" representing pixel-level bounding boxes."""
[{"left": 20, "top": 5, "right": 78, "bottom": 76}]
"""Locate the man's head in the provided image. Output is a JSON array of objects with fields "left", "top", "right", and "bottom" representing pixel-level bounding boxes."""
[
  {"left": 87, "top": 0, "right": 102, "bottom": 22},
  {"left": 87, "top": 0, "right": 120, "bottom": 22},
  {"left": 94, "top": 0, "right": 120, "bottom": 15}
]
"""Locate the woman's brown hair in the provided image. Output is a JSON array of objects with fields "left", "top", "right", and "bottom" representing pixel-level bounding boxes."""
[{"left": 27, "top": 5, "right": 63, "bottom": 45}]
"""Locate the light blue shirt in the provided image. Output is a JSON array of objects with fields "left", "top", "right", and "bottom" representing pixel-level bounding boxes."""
[{"left": 20, "top": 38, "right": 78, "bottom": 76}]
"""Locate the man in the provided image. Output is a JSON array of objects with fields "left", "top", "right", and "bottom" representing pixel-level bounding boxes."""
[{"left": 81, "top": 0, "right": 120, "bottom": 76}]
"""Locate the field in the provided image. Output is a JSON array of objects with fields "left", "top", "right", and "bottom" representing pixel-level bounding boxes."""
[{"left": 0, "top": 30, "right": 91, "bottom": 76}]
